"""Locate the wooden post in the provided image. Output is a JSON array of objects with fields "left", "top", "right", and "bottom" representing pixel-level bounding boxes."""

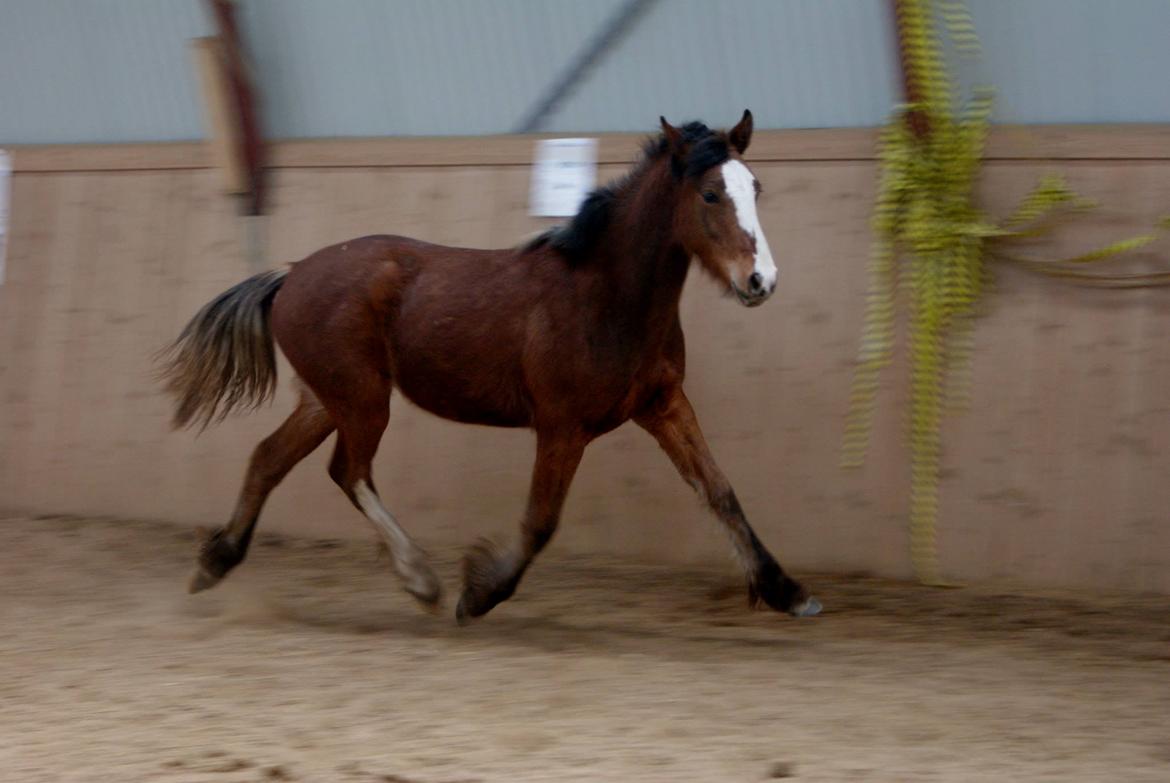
[
  {"left": 191, "top": 0, "right": 267, "bottom": 270},
  {"left": 190, "top": 36, "right": 248, "bottom": 195},
  {"left": 890, "top": 0, "right": 931, "bottom": 141},
  {"left": 205, "top": 0, "right": 266, "bottom": 218}
]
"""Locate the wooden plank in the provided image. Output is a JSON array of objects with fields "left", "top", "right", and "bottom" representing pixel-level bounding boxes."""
[
  {"left": 0, "top": 174, "right": 59, "bottom": 509},
  {"left": 10, "top": 125, "right": 1170, "bottom": 174},
  {"left": 266, "top": 129, "right": 880, "bottom": 168},
  {"left": 984, "top": 124, "right": 1170, "bottom": 161},
  {"left": 9, "top": 143, "right": 209, "bottom": 172},
  {"left": 22, "top": 174, "right": 94, "bottom": 509},
  {"left": 258, "top": 125, "right": 1170, "bottom": 167}
]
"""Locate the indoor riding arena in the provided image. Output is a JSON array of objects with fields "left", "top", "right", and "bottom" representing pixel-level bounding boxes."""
[{"left": 2, "top": 2, "right": 1168, "bottom": 782}]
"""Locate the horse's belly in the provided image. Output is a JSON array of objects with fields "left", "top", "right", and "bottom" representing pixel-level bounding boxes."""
[{"left": 392, "top": 350, "right": 531, "bottom": 428}]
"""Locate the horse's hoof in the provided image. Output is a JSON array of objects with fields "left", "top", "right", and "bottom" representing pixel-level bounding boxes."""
[
  {"left": 789, "top": 596, "right": 822, "bottom": 618},
  {"left": 187, "top": 567, "right": 222, "bottom": 594},
  {"left": 405, "top": 577, "right": 443, "bottom": 613},
  {"left": 455, "top": 538, "right": 520, "bottom": 626},
  {"left": 401, "top": 560, "right": 443, "bottom": 612}
]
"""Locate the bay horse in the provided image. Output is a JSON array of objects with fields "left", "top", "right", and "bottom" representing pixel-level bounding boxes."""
[{"left": 158, "top": 111, "right": 821, "bottom": 623}]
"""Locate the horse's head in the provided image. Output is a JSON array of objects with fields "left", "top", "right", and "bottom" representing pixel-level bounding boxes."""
[{"left": 661, "top": 110, "right": 776, "bottom": 307}]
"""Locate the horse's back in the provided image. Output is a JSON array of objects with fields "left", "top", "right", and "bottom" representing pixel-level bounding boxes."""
[{"left": 272, "top": 233, "right": 547, "bottom": 427}]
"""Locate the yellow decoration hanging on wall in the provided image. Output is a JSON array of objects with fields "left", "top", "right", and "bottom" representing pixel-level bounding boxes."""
[{"left": 841, "top": 0, "right": 1169, "bottom": 584}]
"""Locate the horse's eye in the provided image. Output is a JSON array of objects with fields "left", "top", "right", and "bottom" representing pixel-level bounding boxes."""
[{"left": 702, "top": 191, "right": 719, "bottom": 204}]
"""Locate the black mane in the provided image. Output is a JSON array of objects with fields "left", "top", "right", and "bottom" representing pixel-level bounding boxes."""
[
  {"left": 643, "top": 121, "right": 732, "bottom": 178},
  {"left": 523, "top": 121, "right": 730, "bottom": 263}
]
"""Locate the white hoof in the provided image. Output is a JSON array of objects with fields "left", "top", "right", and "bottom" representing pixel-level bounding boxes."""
[{"left": 790, "top": 596, "right": 822, "bottom": 617}]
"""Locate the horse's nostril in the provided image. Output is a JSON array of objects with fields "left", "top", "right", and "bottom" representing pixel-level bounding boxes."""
[{"left": 748, "top": 272, "right": 764, "bottom": 294}]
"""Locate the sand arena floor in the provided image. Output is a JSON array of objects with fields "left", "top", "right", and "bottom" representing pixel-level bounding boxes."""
[{"left": 2, "top": 515, "right": 1168, "bottom": 782}]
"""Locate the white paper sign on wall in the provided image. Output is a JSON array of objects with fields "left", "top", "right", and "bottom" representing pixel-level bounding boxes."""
[
  {"left": 529, "top": 138, "right": 598, "bottom": 218},
  {"left": 0, "top": 150, "right": 10, "bottom": 286}
]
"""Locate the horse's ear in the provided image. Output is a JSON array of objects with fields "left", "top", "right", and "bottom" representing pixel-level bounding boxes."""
[
  {"left": 729, "top": 109, "right": 753, "bottom": 154},
  {"left": 660, "top": 116, "right": 685, "bottom": 157}
]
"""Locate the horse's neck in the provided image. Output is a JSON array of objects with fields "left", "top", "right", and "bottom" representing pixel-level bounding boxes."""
[{"left": 593, "top": 174, "right": 690, "bottom": 346}]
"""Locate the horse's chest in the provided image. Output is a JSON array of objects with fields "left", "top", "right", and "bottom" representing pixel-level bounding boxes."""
[
  {"left": 560, "top": 331, "right": 681, "bottom": 431},
  {"left": 563, "top": 363, "right": 665, "bottom": 435}
]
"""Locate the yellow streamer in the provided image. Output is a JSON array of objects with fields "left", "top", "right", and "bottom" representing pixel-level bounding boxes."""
[{"left": 842, "top": 0, "right": 1168, "bottom": 585}]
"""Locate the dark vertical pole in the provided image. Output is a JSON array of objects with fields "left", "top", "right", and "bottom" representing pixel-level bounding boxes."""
[
  {"left": 206, "top": 0, "right": 266, "bottom": 217},
  {"left": 889, "top": 0, "right": 930, "bottom": 141}
]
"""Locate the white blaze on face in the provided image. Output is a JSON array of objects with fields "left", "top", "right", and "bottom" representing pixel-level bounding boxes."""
[{"left": 720, "top": 159, "right": 776, "bottom": 293}]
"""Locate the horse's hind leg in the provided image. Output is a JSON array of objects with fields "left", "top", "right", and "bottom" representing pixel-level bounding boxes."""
[
  {"left": 456, "top": 431, "right": 587, "bottom": 623},
  {"left": 189, "top": 385, "right": 335, "bottom": 593},
  {"left": 322, "top": 382, "right": 442, "bottom": 609}
]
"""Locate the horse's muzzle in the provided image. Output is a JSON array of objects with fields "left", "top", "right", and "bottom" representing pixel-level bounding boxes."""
[{"left": 731, "top": 280, "right": 773, "bottom": 307}]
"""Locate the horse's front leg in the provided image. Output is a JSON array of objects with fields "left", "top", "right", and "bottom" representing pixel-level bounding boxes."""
[
  {"left": 456, "top": 430, "right": 587, "bottom": 624},
  {"left": 636, "top": 386, "right": 821, "bottom": 617}
]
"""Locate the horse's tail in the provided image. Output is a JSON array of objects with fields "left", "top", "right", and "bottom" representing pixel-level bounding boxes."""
[{"left": 156, "top": 267, "right": 290, "bottom": 431}]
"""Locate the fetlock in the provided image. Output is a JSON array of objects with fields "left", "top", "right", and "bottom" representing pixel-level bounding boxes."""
[
  {"left": 455, "top": 539, "right": 523, "bottom": 624},
  {"left": 748, "top": 558, "right": 821, "bottom": 617},
  {"left": 188, "top": 528, "right": 244, "bottom": 593}
]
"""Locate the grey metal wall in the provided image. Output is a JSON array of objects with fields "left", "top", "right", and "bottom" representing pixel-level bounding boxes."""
[
  {"left": 0, "top": 0, "right": 211, "bottom": 143},
  {"left": 1, "top": 0, "right": 1168, "bottom": 145},
  {"left": 958, "top": 0, "right": 1170, "bottom": 125}
]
